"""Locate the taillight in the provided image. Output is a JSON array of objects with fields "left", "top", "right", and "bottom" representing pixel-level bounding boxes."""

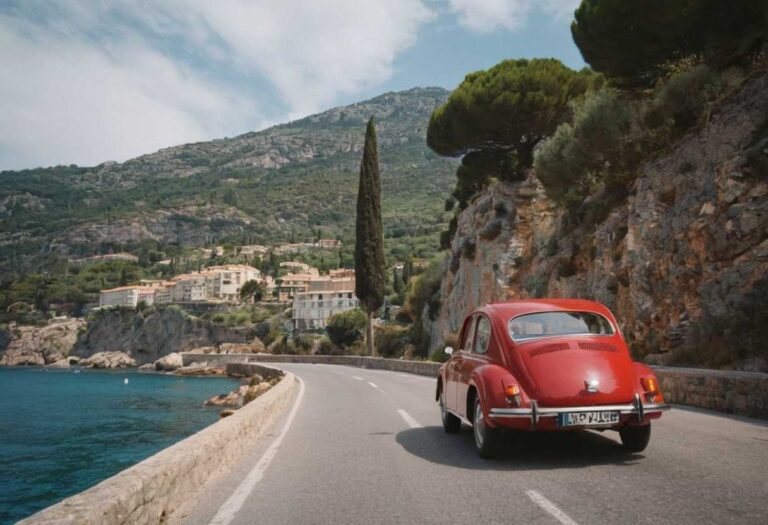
[
  {"left": 503, "top": 382, "right": 521, "bottom": 406},
  {"left": 641, "top": 377, "right": 663, "bottom": 403}
]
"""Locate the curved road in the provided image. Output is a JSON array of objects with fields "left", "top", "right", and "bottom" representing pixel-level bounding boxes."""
[{"left": 173, "top": 363, "right": 768, "bottom": 525}]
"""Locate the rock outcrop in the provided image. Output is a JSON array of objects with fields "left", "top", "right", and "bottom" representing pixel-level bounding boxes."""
[
  {"left": 80, "top": 351, "right": 136, "bottom": 369},
  {"left": 428, "top": 71, "right": 768, "bottom": 372},
  {"left": 204, "top": 376, "right": 274, "bottom": 408},
  {"left": 0, "top": 318, "right": 85, "bottom": 366},
  {"left": 72, "top": 307, "right": 254, "bottom": 365},
  {"left": 154, "top": 352, "right": 183, "bottom": 372}
]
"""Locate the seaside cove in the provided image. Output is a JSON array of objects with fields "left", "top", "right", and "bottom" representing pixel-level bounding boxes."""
[{"left": 0, "top": 367, "right": 239, "bottom": 524}]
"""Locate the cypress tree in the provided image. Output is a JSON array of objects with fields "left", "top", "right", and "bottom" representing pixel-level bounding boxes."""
[{"left": 355, "top": 116, "right": 386, "bottom": 356}]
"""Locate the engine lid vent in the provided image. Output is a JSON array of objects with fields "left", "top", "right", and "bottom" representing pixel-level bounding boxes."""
[
  {"left": 578, "top": 341, "right": 617, "bottom": 352},
  {"left": 529, "top": 342, "right": 571, "bottom": 357}
]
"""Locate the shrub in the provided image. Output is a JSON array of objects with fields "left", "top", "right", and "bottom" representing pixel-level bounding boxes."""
[
  {"left": 644, "top": 65, "right": 721, "bottom": 132},
  {"left": 315, "top": 337, "right": 337, "bottom": 355},
  {"left": 326, "top": 308, "right": 367, "bottom": 347},
  {"left": 428, "top": 348, "right": 450, "bottom": 363},
  {"left": 374, "top": 324, "right": 412, "bottom": 358},
  {"left": 404, "top": 255, "right": 446, "bottom": 355},
  {"left": 211, "top": 313, "right": 226, "bottom": 325},
  {"left": 534, "top": 88, "right": 632, "bottom": 204}
]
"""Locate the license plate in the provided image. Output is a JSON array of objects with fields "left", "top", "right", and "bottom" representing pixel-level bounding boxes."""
[{"left": 557, "top": 411, "right": 620, "bottom": 427}]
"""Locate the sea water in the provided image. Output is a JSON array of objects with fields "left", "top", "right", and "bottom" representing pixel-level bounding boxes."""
[{"left": 0, "top": 367, "right": 240, "bottom": 524}]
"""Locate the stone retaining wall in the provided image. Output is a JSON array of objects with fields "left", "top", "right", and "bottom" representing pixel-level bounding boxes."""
[
  {"left": 654, "top": 366, "right": 768, "bottom": 419},
  {"left": 182, "top": 354, "right": 768, "bottom": 419},
  {"left": 21, "top": 367, "right": 298, "bottom": 525}
]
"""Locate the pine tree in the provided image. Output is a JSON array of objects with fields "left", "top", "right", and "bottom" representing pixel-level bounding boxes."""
[{"left": 355, "top": 116, "right": 386, "bottom": 356}]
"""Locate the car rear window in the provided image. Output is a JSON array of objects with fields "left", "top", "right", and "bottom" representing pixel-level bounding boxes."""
[{"left": 507, "top": 311, "right": 614, "bottom": 341}]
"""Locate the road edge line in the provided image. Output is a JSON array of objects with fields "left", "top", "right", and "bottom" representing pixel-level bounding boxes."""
[{"left": 209, "top": 376, "right": 306, "bottom": 525}]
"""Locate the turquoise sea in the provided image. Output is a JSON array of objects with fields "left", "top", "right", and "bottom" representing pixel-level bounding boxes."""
[{"left": 0, "top": 367, "right": 239, "bottom": 524}]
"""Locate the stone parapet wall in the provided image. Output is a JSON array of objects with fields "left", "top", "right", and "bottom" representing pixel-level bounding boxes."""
[
  {"left": 182, "top": 353, "right": 443, "bottom": 377},
  {"left": 21, "top": 368, "right": 298, "bottom": 525},
  {"left": 654, "top": 366, "right": 768, "bottom": 419},
  {"left": 183, "top": 354, "right": 768, "bottom": 419}
]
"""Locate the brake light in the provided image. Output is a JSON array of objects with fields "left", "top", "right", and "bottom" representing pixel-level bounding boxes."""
[
  {"left": 641, "top": 377, "right": 663, "bottom": 403},
  {"left": 505, "top": 384, "right": 519, "bottom": 397},
  {"left": 641, "top": 377, "right": 658, "bottom": 394},
  {"left": 503, "top": 383, "right": 521, "bottom": 406}
]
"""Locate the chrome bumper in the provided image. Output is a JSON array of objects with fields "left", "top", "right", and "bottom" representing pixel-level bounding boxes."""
[{"left": 489, "top": 394, "right": 670, "bottom": 427}]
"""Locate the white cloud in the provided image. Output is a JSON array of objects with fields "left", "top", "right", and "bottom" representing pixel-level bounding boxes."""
[
  {"left": 0, "top": 1, "right": 434, "bottom": 170},
  {"left": 0, "top": 19, "right": 255, "bottom": 170},
  {"left": 448, "top": 0, "right": 579, "bottom": 34}
]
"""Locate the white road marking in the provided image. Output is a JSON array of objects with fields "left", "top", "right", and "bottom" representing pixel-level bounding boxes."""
[
  {"left": 208, "top": 378, "right": 306, "bottom": 525},
  {"left": 352, "top": 375, "right": 363, "bottom": 381},
  {"left": 525, "top": 490, "right": 580, "bottom": 525},
  {"left": 367, "top": 381, "right": 379, "bottom": 389},
  {"left": 397, "top": 409, "right": 422, "bottom": 429}
]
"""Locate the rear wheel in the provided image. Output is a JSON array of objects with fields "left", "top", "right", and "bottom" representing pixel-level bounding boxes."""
[
  {"left": 439, "top": 390, "right": 461, "bottom": 433},
  {"left": 473, "top": 397, "right": 501, "bottom": 459},
  {"left": 620, "top": 423, "right": 651, "bottom": 452}
]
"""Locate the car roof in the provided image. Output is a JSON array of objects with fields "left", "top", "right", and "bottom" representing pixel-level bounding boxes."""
[{"left": 477, "top": 298, "right": 614, "bottom": 319}]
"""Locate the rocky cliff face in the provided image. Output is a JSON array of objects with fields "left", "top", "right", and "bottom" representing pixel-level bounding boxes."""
[
  {"left": 429, "top": 71, "right": 768, "bottom": 372},
  {"left": 72, "top": 308, "right": 255, "bottom": 365},
  {"left": 0, "top": 318, "right": 85, "bottom": 366}
]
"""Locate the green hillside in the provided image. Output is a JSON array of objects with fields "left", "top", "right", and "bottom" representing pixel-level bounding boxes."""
[{"left": 0, "top": 87, "right": 457, "bottom": 276}]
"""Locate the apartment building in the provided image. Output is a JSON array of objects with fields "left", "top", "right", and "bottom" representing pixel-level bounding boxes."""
[
  {"left": 291, "top": 271, "right": 358, "bottom": 331},
  {"left": 99, "top": 285, "right": 157, "bottom": 308}
]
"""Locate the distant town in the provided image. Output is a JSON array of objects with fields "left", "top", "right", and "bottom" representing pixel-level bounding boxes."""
[{"left": 98, "top": 240, "right": 360, "bottom": 333}]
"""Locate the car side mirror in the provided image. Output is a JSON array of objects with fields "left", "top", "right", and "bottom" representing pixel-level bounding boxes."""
[{"left": 444, "top": 346, "right": 454, "bottom": 355}]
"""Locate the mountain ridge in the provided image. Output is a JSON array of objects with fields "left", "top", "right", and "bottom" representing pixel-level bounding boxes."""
[{"left": 0, "top": 86, "right": 457, "bottom": 275}]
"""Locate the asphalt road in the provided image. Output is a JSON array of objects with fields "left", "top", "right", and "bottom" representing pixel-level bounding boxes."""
[{"left": 173, "top": 363, "right": 768, "bottom": 525}]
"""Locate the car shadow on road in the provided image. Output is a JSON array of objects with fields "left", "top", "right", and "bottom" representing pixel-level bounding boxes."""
[{"left": 396, "top": 425, "right": 644, "bottom": 470}]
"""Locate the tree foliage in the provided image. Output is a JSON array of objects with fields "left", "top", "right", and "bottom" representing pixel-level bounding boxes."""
[
  {"left": 427, "top": 58, "right": 601, "bottom": 170},
  {"left": 572, "top": 0, "right": 768, "bottom": 85},
  {"left": 240, "top": 279, "right": 265, "bottom": 302},
  {"left": 326, "top": 308, "right": 367, "bottom": 347},
  {"left": 355, "top": 117, "right": 387, "bottom": 356},
  {"left": 354, "top": 117, "right": 387, "bottom": 314}
]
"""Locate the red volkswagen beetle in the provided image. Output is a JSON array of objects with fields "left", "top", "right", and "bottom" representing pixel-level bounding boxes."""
[{"left": 437, "top": 299, "right": 670, "bottom": 458}]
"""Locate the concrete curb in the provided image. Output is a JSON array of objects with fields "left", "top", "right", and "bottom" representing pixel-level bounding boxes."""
[
  {"left": 181, "top": 353, "right": 768, "bottom": 419},
  {"left": 20, "top": 367, "right": 298, "bottom": 525}
]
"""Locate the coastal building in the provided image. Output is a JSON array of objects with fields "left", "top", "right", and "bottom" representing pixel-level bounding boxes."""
[
  {"left": 291, "top": 271, "right": 358, "bottom": 331},
  {"left": 276, "top": 273, "right": 316, "bottom": 302},
  {"left": 279, "top": 261, "right": 319, "bottom": 275},
  {"left": 99, "top": 264, "right": 270, "bottom": 307},
  {"left": 153, "top": 282, "right": 176, "bottom": 304},
  {"left": 99, "top": 285, "right": 157, "bottom": 308},
  {"left": 316, "top": 239, "right": 342, "bottom": 249},
  {"left": 239, "top": 244, "right": 269, "bottom": 257}
]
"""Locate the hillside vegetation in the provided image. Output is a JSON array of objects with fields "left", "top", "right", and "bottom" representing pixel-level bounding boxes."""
[{"left": 0, "top": 88, "right": 457, "bottom": 278}]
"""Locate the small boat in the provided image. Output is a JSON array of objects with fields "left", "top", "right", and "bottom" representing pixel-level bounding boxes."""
[{"left": 124, "top": 378, "right": 129, "bottom": 385}]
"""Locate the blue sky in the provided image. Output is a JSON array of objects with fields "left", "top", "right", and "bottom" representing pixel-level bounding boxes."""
[{"left": 0, "top": 1, "right": 585, "bottom": 171}]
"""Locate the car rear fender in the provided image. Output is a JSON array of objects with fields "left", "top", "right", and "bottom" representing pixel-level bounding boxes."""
[{"left": 469, "top": 363, "right": 529, "bottom": 421}]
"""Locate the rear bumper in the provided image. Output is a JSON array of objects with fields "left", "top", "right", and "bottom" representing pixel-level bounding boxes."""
[{"left": 489, "top": 394, "right": 670, "bottom": 428}]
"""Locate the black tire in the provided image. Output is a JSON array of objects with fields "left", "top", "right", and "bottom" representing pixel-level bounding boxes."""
[
  {"left": 620, "top": 423, "right": 651, "bottom": 452},
  {"left": 473, "top": 397, "right": 502, "bottom": 459},
  {"left": 439, "top": 390, "right": 461, "bottom": 433}
]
